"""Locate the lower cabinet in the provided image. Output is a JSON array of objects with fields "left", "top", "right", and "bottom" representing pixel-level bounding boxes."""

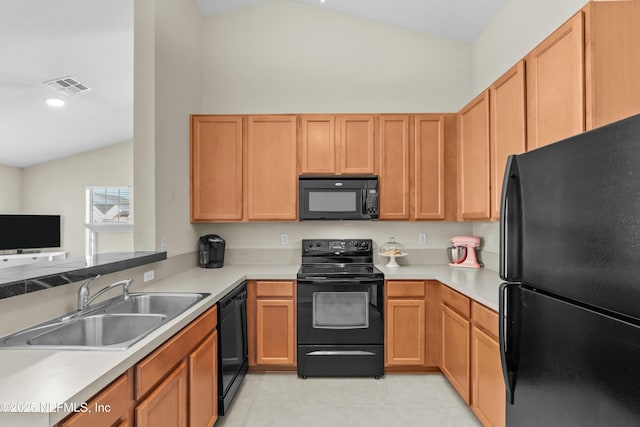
[
  {"left": 56, "top": 305, "right": 218, "bottom": 427},
  {"left": 385, "top": 280, "right": 440, "bottom": 370},
  {"left": 440, "top": 284, "right": 506, "bottom": 427},
  {"left": 440, "top": 286, "right": 471, "bottom": 403},
  {"left": 59, "top": 371, "right": 132, "bottom": 427},
  {"left": 471, "top": 302, "right": 505, "bottom": 427},
  {"left": 135, "top": 362, "right": 188, "bottom": 427},
  {"left": 135, "top": 305, "right": 218, "bottom": 427},
  {"left": 247, "top": 280, "right": 296, "bottom": 369}
]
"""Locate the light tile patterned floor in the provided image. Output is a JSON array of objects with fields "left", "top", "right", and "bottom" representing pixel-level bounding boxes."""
[{"left": 216, "top": 373, "right": 483, "bottom": 427}]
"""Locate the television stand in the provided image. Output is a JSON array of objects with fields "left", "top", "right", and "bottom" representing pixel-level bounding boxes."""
[{"left": 0, "top": 251, "right": 67, "bottom": 268}]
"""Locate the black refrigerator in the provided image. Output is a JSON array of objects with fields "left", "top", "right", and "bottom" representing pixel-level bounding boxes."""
[{"left": 499, "top": 113, "right": 640, "bottom": 426}]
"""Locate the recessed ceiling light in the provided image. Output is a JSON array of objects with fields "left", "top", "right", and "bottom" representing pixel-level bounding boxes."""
[
  {"left": 45, "top": 98, "right": 65, "bottom": 107},
  {"left": 320, "top": 0, "right": 326, "bottom": 3}
]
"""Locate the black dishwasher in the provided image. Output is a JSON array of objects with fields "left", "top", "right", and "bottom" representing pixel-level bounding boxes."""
[{"left": 217, "top": 282, "right": 248, "bottom": 416}]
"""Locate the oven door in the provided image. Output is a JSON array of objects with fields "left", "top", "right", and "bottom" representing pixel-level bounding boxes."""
[{"left": 297, "top": 278, "right": 383, "bottom": 345}]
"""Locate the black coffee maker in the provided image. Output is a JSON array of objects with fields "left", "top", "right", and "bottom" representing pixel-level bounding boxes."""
[{"left": 198, "top": 234, "right": 225, "bottom": 268}]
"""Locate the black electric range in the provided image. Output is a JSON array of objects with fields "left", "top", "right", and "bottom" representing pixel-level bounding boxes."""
[{"left": 296, "top": 239, "right": 384, "bottom": 378}]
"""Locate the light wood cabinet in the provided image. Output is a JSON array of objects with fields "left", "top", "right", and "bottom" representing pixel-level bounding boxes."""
[
  {"left": 471, "top": 302, "right": 505, "bottom": 427},
  {"left": 526, "top": 13, "right": 584, "bottom": 150},
  {"left": 384, "top": 280, "right": 441, "bottom": 370},
  {"left": 441, "top": 285, "right": 471, "bottom": 404},
  {"left": 385, "top": 281, "right": 426, "bottom": 366},
  {"left": 59, "top": 372, "right": 132, "bottom": 427},
  {"left": 458, "top": 90, "right": 490, "bottom": 220},
  {"left": 136, "top": 305, "right": 218, "bottom": 427},
  {"left": 300, "top": 115, "right": 336, "bottom": 174},
  {"left": 248, "top": 280, "right": 296, "bottom": 369},
  {"left": 189, "top": 331, "right": 218, "bottom": 427},
  {"left": 527, "top": 2, "right": 640, "bottom": 150},
  {"left": 190, "top": 115, "right": 244, "bottom": 221},
  {"left": 246, "top": 116, "right": 298, "bottom": 221},
  {"left": 413, "top": 115, "right": 448, "bottom": 220},
  {"left": 136, "top": 361, "right": 188, "bottom": 427},
  {"left": 339, "top": 115, "right": 376, "bottom": 174},
  {"left": 379, "top": 115, "right": 411, "bottom": 220},
  {"left": 299, "top": 114, "right": 376, "bottom": 175},
  {"left": 489, "top": 61, "right": 526, "bottom": 220}
]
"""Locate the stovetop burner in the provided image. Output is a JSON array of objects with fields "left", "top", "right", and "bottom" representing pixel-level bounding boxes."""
[{"left": 297, "top": 239, "right": 383, "bottom": 279}]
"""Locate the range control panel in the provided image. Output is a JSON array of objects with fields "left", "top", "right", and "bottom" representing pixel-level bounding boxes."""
[{"left": 302, "top": 239, "right": 371, "bottom": 253}]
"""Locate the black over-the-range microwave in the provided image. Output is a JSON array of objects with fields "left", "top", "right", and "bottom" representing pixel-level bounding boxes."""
[{"left": 298, "top": 176, "right": 379, "bottom": 220}]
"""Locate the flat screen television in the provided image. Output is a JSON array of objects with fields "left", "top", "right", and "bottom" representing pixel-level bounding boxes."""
[{"left": 0, "top": 215, "right": 61, "bottom": 252}]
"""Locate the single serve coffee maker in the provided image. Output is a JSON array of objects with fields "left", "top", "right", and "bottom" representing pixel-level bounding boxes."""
[{"left": 199, "top": 234, "right": 225, "bottom": 268}]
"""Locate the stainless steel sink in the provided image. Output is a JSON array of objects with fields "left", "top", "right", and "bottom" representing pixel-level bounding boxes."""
[
  {"left": 104, "top": 292, "right": 206, "bottom": 318},
  {"left": 0, "top": 292, "right": 210, "bottom": 350},
  {"left": 27, "top": 314, "right": 166, "bottom": 349}
]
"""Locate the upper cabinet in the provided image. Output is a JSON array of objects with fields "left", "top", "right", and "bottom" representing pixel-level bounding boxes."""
[
  {"left": 300, "top": 114, "right": 376, "bottom": 175},
  {"left": 458, "top": 91, "right": 490, "bottom": 220},
  {"left": 526, "top": 13, "right": 585, "bottom": 150},
  {"left": 246, "top": 116, "right": 298, "bottom": 221},
  {"left": 379, "top": 115, "right": 411, "bottom": 220},
  {"left": 527, "top": 1, "right": 640, "bottom": 150},
  {"left": 299, "top": 115, "right": 336, "bottom": 174},
  {"left": 190, "top": 116, "right": 243, "bottom": 221},
  {"left": 489, "top": 61, "right": 527, "bottom": 220},
  {"left": 378, "top": 114, "right": 456, "bottom": 221},
  {"left": 191, "top": 115, "right": 298, "bottom": 222}
]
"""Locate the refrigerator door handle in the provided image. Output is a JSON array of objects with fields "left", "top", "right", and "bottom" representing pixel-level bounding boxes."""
[
  {"left": 499, "top": 282, "right": 518, "bottom": 404},
  {"left": 499, "top": 155, "right": 522, "bottom": 281}
]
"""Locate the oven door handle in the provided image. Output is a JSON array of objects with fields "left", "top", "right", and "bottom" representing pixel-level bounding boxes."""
[
  {"left": 307, "top": 350, "right": 377, "bottom": 356},
  {"left": 298, "top": 279, "right": 382, "bottom": 286}
]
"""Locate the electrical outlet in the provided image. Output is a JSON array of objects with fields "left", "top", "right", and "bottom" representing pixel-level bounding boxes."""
[
  {"left": 280, "top": 234, "right": 288, "bottom": 245},
  {"left": 144, "top": 270, "right": 155, "bottom": 282},
  {"left": 488, "top": 233, "right": 495, "bottom": 247},
  {"left": 160, "top": 236, "right": 167, "bottom": 252},
  {"left": 418, "top": 232, "right": 427, "bottom": 245}
]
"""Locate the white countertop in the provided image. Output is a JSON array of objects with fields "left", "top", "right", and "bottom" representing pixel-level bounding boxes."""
[{"left": 0, "top": 263, "right": 501, "bottom": 426}]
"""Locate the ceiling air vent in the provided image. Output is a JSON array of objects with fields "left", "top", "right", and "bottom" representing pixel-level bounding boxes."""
[{"left": 43, "top": 76, "right": 91, "bottom": 96}]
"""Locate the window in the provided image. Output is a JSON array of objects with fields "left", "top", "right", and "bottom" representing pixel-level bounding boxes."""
[{"left": 85, "top": 186, "right": 133, "bottom": 257}]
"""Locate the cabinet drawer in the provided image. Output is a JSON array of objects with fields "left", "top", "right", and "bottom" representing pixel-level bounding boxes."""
[
  {"left": 256, "top": 280, "right": 295, "bottom": 298},
  {"left": 472, "top": 301, "right": 498, "bottom": 340},
  {"left": 441, "top": 285, "right": 471, "bottom": 318},
  {"left": 386, "top": 281, "right": 426, "bottom": 298},
  {"left": 136, "top": 305, "right": 217, "bottom": 399},
  {"left": 61, "top": 372, "right": 130, "bottom": 427}
]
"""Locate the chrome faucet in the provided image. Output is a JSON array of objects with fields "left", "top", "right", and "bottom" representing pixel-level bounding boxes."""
[{"left": 77, "top": 276, "right": 133, "bottom": 311}]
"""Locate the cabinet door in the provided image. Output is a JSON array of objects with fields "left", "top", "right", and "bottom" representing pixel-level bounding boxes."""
[
  {"left": 300, "top": 115, "right": 336, "bottom": 174},
  {"left": 585, "top": 1, "right": 640, "bottom": 129},
  {"left": 441, "top": 304, "right": 471, "bottom": 403},
  {"left": 189, "top": 332, "right": 217, "bottom": 427},
  {"left": 256, "top": 299, "right": 295, "bottom": 365},
  {"left": 246, "top": 116, "right": 298, "bottom": 220},
  {"left": 527, "top": 12, "right": 584, "bottom": 150},
  {"left": 136, "top": 362, "right": 188, "bottom": 427},
  {"left": 413, "top": 114, "right": 446, "bottom": 220},
  {"left": 458, "top": 90, "right": 490, "bottom": 220},
  {"left": 338, "top": 115, "right": 376, "bottom": 174},
  {"left": 190, "top": 115, "right": 243, "bottom": 221},
  {"left": 386, "top": 299, "right": 426, "bottom": 366},
  {"left": 60, "top": 373, "right": 130, "bottom": 427},
  {"left": 379, "top": 115, "right": 410, "bottom": 220},
  {"left": 472, "top": 327, "right": 505, "bottom": 427},
  {"left": 489, "top": 61, "right": 526, "bottom": 219}
]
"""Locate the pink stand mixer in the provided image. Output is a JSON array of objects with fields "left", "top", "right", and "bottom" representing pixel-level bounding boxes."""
[{"left": 447, "top": 236, "right": 482, "bottom": 268}]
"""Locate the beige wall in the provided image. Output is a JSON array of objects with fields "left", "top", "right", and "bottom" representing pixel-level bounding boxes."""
[
  {"left": 22, "top": 141, "right": 134, "bottom": 258},
  {"left": 0, "top": 165, "right": 22, "bottom": 213},
  {"left": 201, "top": 0, "right": 471, "bottom": 114},
  {"left": 471, "top": 0, "right": 586, "bottom": 95}
]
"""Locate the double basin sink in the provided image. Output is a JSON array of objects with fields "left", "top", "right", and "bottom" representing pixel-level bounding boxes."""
[{"left": 0, "top": 292, "right": 210, "bottom": 350}]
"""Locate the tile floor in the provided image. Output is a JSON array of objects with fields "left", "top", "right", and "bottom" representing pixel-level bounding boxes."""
[{"left": 216, "top": 373, "right": 483, "bottom": 427}]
